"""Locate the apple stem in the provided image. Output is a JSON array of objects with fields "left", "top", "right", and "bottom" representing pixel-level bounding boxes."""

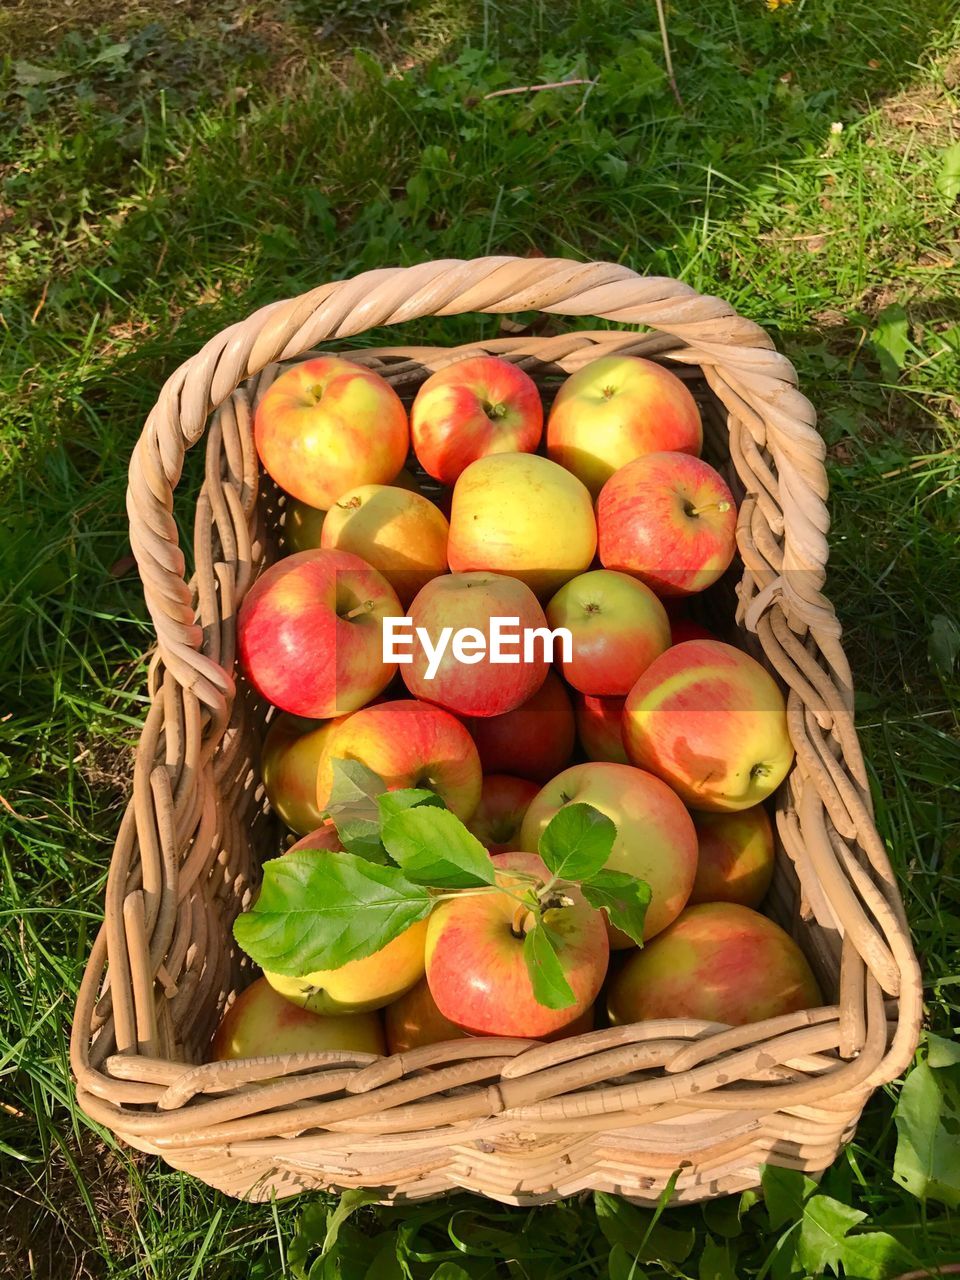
[
  {"left": 511, "top": 903, "right": 536, "bottom": 938},
  {"left": 688, "top": 500, "right": 732, "bottom": 517},
  {"left": 342, "top": 600, "right": 375, "bottom": 620}
]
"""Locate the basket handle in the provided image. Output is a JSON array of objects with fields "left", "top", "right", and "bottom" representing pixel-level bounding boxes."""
[{"left": 126, "top": 255, "right": 825, "bottom": 711}]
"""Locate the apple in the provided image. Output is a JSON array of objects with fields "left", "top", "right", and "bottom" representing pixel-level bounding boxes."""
[
  {"left": 400, "top": 572, "right": 549, "bottom": 716},
  {"left": 262, "top": 713, "right": 345, "bottom": 835},
  {"left": 425, "top": 851, "right": 608, "bottom": 1038},
  {"left": 448, "top": 453, "right": 597, "bottom": 598},
  {"left": 411, "top": 355, "right": 543, "bottom": 485},
  {"left": 316, "top": 699, "right": 482, "bottom": 822},
  {"left": 266, "top": 913, "right": 428, "bottom": 1015},
  {"left": 237, "top": 549, "right": 402, "bottom": 719},
  {"left": 466, "top": 775, "right": 540, "bottom": 853},
  {"left": 209, "top": 976, "right": 384, "bottom": 1060},
  {"left": 622, "top": 639, "right": 794, "bottom": 812},
  {"left": 254, "top": 356, "right": 409, "bottom": 510},
  {"left": 464, "top": 670, "right": 576, "bottom": 783},
  {"left": 320, "top": 483, "right": 449, "bottom": 606},
  {"left": 519, "top": 762, "right": 697, "bottom": 944},
  {"left": 545, "top": 569, "right": 670, "bottom": 696},
  {"left": 597, "top": 451, "right": 737, "bottom": 597},
  {"left": 574, "top": 693, "right": 628, "bottom": 765},
  {"left": 284, "top": 469, "right": 421, "bottom": 555},
  {"left": 287, "top": 824, "right": 343, "bottom": 853},
  {"left": 384, "top": 977, "right": 595, "bottom": 1053},
  {"left": 607, "top": 902, "right": 822, "bottom": 1027},
  {"left": 670, "top": 618, "right": 717, "bottom": 645},
  {"left": 546, "top": 355, "right": 702, "bottom": 496},
  {"left": 690, "top": 806, "right": 775, "bottom": 909}
]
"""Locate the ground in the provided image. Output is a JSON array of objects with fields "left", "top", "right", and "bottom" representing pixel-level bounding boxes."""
[{"left": 0, "top": 1, "right": 958, "bottom": 1276}]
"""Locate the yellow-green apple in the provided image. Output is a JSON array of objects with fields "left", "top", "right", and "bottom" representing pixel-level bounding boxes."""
[
  {"left": 237, "top": 549, "right": 401, "bottom": 719},
  {"left": 255, "top": 356, "right": 409, "bottom": 509},
  {"left": 448, "top": 453, "right": 596, "bottom": 598},
  {"left": 464, "top": 670, "right": 576, "bottom": 783},
  {"left": 466, "top": 775, "right": 539, "bottom": 853},
  {"left": 690, "top": 806, "right": 775, "bottom": 908},
  {"left": 411, "top": 355, "right": 543, "bottom": 485},
  {"left": 545, "top": 569, "right": 670, "bottom": 696},
  {"left": 574, "top": 693, "right": 628, "bottom": 764},
  {"left": 316, "top": 699, "right": 482, "bottom": 821},
  {"left": 209, "top": 976, "right": 384, "bottom": 1060},
  {"left": 425, "top": 851, "right": 608, "bottom": 1038},
  {"left": 546, "top": 355, "right": 702, "bottom": 496},
  {"left": 597, "top": 451, "right": 737, "bottom": 596},
  {"left": 670, "top": 618, "right": 717, "bottom": 645},
  {"left": 520, "top": 761, "right": 697, "bottom": 944},
  {"left": 399, "top": 572, "right": 550, "bottom": 716},
  {"left": 284, "top": 470, "right": 421, "bottom": 555},
  {"left": 265, "top": 914, "right": 428, "bottom": 1015},
  {"left": 622, "top": 639, "right": 794, "bottom": 811},
  {"left": 384, "top": 977, "right": 595, "bottom": 1052},
  {"left": 320, "top": 483, "right": 449, "bottom": 606},
  {"left": 262, "top": 713, "right": 344, "bottom": 835},
  {"left": 607, "top": 902, "right": 821, "bottom": 1027}
]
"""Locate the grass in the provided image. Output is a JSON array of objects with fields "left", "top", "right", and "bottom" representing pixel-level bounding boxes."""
[{"left": 1, "top": 0, "right": 959, "bottom": 1274}]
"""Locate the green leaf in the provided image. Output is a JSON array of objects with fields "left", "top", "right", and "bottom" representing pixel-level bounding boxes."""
[
  {"left": 323, "top": 758, "right": 388, "bottom": 861},
  {"left": 893, "top": 1050, "right": 960, "bottom": 1207},
  {"left": 87, "top": 40, "right": 130, "bottom": 65},
  {"left": 929, "top": 614, "right": 960, "bottom": 682},
  {"left": 381, "top": 806, "right": 497, "bottom": 888},
  {"left": 522, "top": 924, "right": 576, "bottom": 1010},
  {"left": 795, "top": 1192, "right": 866, "bottom": 1273},
  {"left": 870, "top": 303, "right": 911, "bottom": 379},
  {"left": 377, "top": 788, "right": 446, "bottom": 822},
  {"left": 762, "top": 1166, "right": 816, "bottom": 1231},
  {"left": 935, "top": 140, "right": 960, "bottom": 201},
  {"left": 838, "top": 1230, "right": 915, "bottom": 1280},
  {"left": 538, "top": 803, "right": 616, "bottom": 881},
  {"left": 698, "top": 1235, "right": 739, "bottom": 1280},
  {"left": 233, "top": 849, "right": 432, "bottom": 975},
  {"left": 14, "top": 60, "right": 67, "bottom": 85},
  {"left": 594, "top": 1191, "right": 695, "bottom": 1264},
  {"left": 608, "top": 1243, "right": 648, "bottom": 1280},
  {"left": 580, "top": 869, "right": 650, "bottom": 946},
  {"left": 320, "top": 1191, "right": 382, "bottom": 1260}
]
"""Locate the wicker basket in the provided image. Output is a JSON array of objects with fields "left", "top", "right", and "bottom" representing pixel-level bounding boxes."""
[{"left": 70, "top": 257, "right": 922, "bottom": 1206}]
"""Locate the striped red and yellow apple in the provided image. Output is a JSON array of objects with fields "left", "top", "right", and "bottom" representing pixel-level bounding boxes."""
[
  {"left": 465, "top": 774, "right": 540, "bottom": 853},
  {"left": 464, "top": 669, "right": 576, "bottom": 783},
  {"left": 237, "top": 548, "right": 401, "bottom": 720},
  {"left": 690, "top": 805, "right": 775, "bottom": 909},
  {"left": 574, "top": 692, "right": 629, "bottom": 764},
  {"left": 623, "top": 639, "right": 794, "bottom": 812},
  {"left": 209, "top": 976, "right": 385, "bottom": 1061}
]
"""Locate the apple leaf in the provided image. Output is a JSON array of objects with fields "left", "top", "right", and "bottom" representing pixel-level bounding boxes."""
[
  {"left": 893, "top": 1034, "right": 960, "bottom": 1207},
  {"left": 233, "top": 848, "right": 432, "bottom": 975},
  {"left": 381, "top": 806, "right": 497, "bottom": 889},
  {"left": 323, "top": 757, "right": 388, "bottom": 861},
  {"left": 538, "top": 803, "right": 616, "bottom": 882},
  {"left": 580, "top": 869, "right": 650, "bottom": 946},
  {"left": 522, "top": 923, "right": 577, "bottom": 1010},
  {"left": 376, "top": 788, "right": 446, "bottom": 822}
]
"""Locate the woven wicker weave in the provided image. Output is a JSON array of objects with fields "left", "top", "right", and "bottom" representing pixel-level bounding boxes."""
[{"left": 70, "top": 257, "right": 922, "bottom": 1206}]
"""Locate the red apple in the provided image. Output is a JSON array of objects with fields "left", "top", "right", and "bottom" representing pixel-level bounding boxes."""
[
  {"left": 607, "top": 903, "right": 822, "bottom": 1027},
  {"left": 255, "top": 356, "right": 409, "bottom": 510},
  {"left": 209, "top": 977, "right": 385, "bottom": 1060},
  {"left": 690, "top": 806, "right": 775, "bottom": 909},
  {"left": 622, "top": 639, "right": 794, "bottom": 812},
  {"left": 316, "top": 699, "right": 482, "bottom": 822},
  {"left": 520, "top": 762, "right": 698, "bottom": 944},
  {"left": 411, "top": 355, "right": 543, "bottom": 485},
  {"left": 448, "top": 453, "right": 597, "bottom": 598},
  {"left": 545, "top": 569, "right": 670, "bottom": 696},
  {"left": 320, "top": 483, "right": 449, "bottom": 607},
  {"left": 384, "top": 978, "right": 595, "bottom": 1053},
  {"left": 574, "top": 693, "right": 628, "bottom": 764},
  {"left": 425, "top": 852, "right": 609, "bottom": 1038},
  {"left": 597, "top": 451, "right": 737, "bottom": 597},
  {"left": 262, "top": 713, "right": 345, "bottom": 835},
  {"left": 237, "top": 549, "right": 401, "bottom": 719},
  {"left": 399, "top": 572, "right": 550, "bottom": 717},
  {"left": 287, "top": 824, "right": 343, "bottom": 853},
  {"left": 466, "top": 775, "right": 540, "bottom": 853},
  {"left": 546, "top": 355, "right": 702, "bottom": 497},
  {"left": 464, "top": 670, "right": 576, "bottom": 783},
  {"left": 670, "top": 618, "right": 717, "bottom": 645}
]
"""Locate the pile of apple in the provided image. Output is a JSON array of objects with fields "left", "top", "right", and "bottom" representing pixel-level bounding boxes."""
[{"left": 210, "top": 352, "right": 821, "bottom": 1065}]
